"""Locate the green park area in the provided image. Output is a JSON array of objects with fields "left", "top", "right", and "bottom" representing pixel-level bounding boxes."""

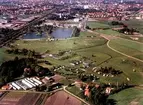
[
  {"left": 7, "top": 30, "right": 142, "bottom": 85},
  {"left": 96, "top": 29, "right": 124, "bottom": 36},
  {"left": 108, "top": 88, "right": 143, "bottom": 105}
]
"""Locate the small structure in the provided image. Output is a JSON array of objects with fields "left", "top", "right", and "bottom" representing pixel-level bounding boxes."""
[
  {"left": 105, "top": 87, "right": 112, "bottom": 95},
  {"left": 84, "top": 85, "right": 90, "bottom": 97}
]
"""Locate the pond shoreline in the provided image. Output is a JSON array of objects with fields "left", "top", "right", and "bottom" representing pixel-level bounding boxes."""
[{"left": 22, "top": 27, "right": 75, "bottom": 40}]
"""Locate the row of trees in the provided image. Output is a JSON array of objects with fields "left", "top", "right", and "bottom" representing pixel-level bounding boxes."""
[
  {"left": 118, "top": 25, "right": 138, "bottom": 35},
  {"left": 110, "top": 21, "right": 124, "bottom": 26},
  {"left": 96, "top": 67, "right": 123, "bottom": 76},
  {"left": 6, "top": 48, "right": 41, "bottom": 58}
]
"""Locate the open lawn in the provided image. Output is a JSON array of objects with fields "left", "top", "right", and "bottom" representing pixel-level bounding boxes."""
[
  {"left": 108, "top": 88, "right": 143, "bottom": 105},
  {"left": 14, "top": 36, "right": 105, "bottom": 54},
  {"left": 87, "top": 21, "right": 110, "bottom": 28},
  {"left": 109, "top": 38, "right": 143, "bottom": 60},
  {"left": 96, "top": 29, "right": 125, "bottom": 36}
]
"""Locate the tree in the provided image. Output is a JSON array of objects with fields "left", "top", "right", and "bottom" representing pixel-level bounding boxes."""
[
  {"left": 13, "top": 48, "right": 19, "bottom": 54},
  {"left": 86, "top": 26, "right": 91, "bottom": 29},
  {"left": 22, "top": 48, "right": 28, "bottom": 55},
  {"left": 14, "top": 56, "right": 19, "bottom": 61}
]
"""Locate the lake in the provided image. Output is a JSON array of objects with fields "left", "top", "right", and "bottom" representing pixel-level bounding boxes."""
[
  {"left": 23, "top": 28, "right": 73, "bottom": 40},
  {"left": 51, "top": 28, "right": 73, "bottom": 39},
  {"left": 23, "top": 32, "right": 46, "bottom": 39}
]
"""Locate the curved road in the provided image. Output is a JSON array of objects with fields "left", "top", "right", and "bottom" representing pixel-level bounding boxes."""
[
  {"left": 107, "top": 40, "right": 143, "bottom": 63},
  {"left": 88, "top": 30, "right": 143, "bottom": 63}
]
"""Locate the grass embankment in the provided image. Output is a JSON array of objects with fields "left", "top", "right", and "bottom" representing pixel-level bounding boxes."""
[{"left": 108, "top": 88, "right": 143, "bottom": 105}]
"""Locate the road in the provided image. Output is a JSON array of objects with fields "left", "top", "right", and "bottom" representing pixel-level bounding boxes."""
[
  {"left": 107, "top": 40, "right": 143, "bottom": 63},
  {"left": 0, "top": 8, "right": 58, "bottom": 48},
  {"left": 0, "top": 88, "right": 62, "bottom": 94},
  {"left": 88, "top": 30, "right": 143, "bottom": 63},
  {"left": 63, "top": 86, "right": 90, "bottom": 105}
]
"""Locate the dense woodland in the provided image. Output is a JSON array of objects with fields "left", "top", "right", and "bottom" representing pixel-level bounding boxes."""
[
  {"left": 6, "top": 48, "right": 42, "bottom": 58},
  {"left": 0, "top": 57, "right": 53, "bottom": 87}
]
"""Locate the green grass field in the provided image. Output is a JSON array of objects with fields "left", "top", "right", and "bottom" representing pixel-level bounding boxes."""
[
  {"left": 96, "top": 29, "right": 125, "bottom": 36},
  {"left": 87, "top": 21, "right": 110, "bottom": 28},
  {"left": 9, "top": 31, "right": 143, "bottom": 85},
  {"left": 108, "top": 88, "right": 143, "bottom": 105},
  {"left": 109, "top": 38, "right": 143, "bottom": 60}
]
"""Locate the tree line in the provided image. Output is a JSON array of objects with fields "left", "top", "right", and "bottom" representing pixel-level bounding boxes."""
[{"left": 6, "top": 48, "right": 42, "bottom": 58}]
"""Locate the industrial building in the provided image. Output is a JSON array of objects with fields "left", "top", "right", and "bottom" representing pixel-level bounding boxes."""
[{"left": 8, "top": 77, "right": 43, "bottom": 90}]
